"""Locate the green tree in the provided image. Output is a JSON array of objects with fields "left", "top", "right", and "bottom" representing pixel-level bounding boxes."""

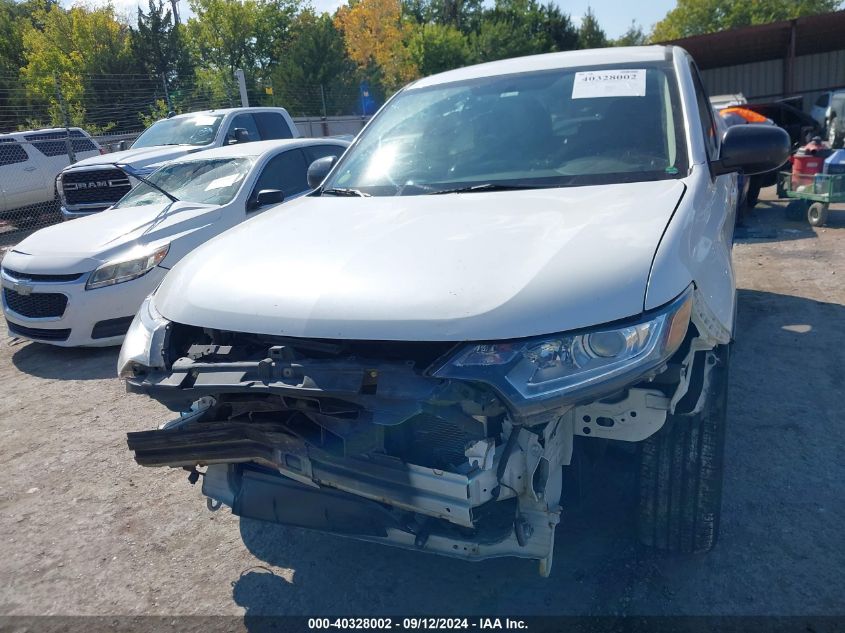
[
  {"left": 131, "top": 0, "right": 191, "bottom": 92},
  {"left": 472, "top": 0, "right": 578, "bottom": 62},
  {"left": 612, "top": 20, "right": 648, "bottom": 46},
  {"left": 0, "top": 1, "right": 24, "bottom": 75},
  {"left": 409, "top": 22, "right": 472, "bottom": 76},
  {"left": 20, "top": 2, "right": 138, "bottom": 130},
  {"left": 578, "top": 6, "right": 607, "bottom": 49},
  {"left": 185, "top": 0, "right": 297, "bottom": 101},
  {"left": 269, "top": 10, "right": 358, "bottom": 116},
  {"left": 652, "top": 0, "right": 843, "bottom": 41},
  {"left": 401, "top": 0, "right": 483, "bottom": 32}
]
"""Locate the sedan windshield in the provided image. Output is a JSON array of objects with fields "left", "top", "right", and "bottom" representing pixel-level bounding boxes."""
[
  {"left": 132, "top": 114, "right": 225, "bottom": 148},
  {"left": 115, "top": 158, "right": 254, "bottom": 208},
  {"left": 324, "top": 63, "right": 688, "bottom": 196}
]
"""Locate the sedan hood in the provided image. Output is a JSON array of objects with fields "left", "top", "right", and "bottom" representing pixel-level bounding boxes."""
[
  {"left": 156, "top": 180, "right": 686, "bottom": 341},
  {"left": 70, "top": 145, "right": 203, "bottom": 171},
  {"left": 6, "top": 202, "right": 220, "bottom": 273}
]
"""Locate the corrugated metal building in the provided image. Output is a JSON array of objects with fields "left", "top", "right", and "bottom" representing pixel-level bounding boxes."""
[{"left": 663, "top": 10, "right": 845, "bottom": 109}]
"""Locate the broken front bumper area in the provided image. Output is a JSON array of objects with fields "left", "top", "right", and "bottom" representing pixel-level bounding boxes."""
[
  {"left": 127, "top": 416, "right": 565, "bottom": 575},
  {"left": 124, "top": 334, "right": 684, "bottom": 576}
]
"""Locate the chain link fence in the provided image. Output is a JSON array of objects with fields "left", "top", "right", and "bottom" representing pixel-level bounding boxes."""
[{"left": 0, "top": 72, "right": 367, "bottom": 245}]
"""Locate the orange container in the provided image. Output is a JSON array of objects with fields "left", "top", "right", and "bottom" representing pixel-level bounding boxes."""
[{"left": 791, "top": 139, "right": 832, "bottom": 188}]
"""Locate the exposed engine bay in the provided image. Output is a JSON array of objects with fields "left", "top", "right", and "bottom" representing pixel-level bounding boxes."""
[{"left": 126, "top": 313, "right": 720, "bottom": 576}]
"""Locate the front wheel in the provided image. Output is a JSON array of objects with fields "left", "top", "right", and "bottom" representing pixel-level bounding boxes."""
[{"left": 637, "top": 345, "right": 729, "bottom": 553}]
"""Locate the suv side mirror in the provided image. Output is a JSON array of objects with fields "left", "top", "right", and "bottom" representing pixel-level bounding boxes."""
[
  {"left": 712, "top": 125, "right": 790, "bottom": 176},
  {"left": 307, "top": 155, "right": 337, "bottom": 189},
  {"left": 231, "top": 128, "right": 250, "bottom": 144},
  {"left": 248, "top": 189, "right": 284, "bottom": 211}
]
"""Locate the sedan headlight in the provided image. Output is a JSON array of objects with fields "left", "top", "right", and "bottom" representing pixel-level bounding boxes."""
[
  {"left": 432, "top": 287, "right": 693, "bottom": 409},
  {"left": 86, "top": 244, "right": 169, "bottom": 290},
  {"left": 117, "top": 293, "right": 170, "bottom": 379}
]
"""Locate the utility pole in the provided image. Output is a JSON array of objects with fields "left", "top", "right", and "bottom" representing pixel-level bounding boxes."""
[
  {"left": 170, "top": 0, "right": 180, "bottom": 24},
  {"left": 320, "top": 84, "right": 329, "bottom": 136},
  {"left": 54, "top": 75, "right": 77, "bottom": 164},
  {"left": 234, "top": 69, "right": 249, "bottom": 108}
]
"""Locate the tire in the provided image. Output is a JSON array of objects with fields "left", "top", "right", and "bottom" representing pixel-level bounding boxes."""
[
  {"left": 637, "top": 345, "right": 729, "bottom": 554},
  {"left": 807, "top": 202, "right": 829, "bottom": 227},
  {"left": 745, "top": 179, "right": 761, "bottom": 209}
]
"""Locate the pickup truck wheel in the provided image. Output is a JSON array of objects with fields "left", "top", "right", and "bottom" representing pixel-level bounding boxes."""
[{"left": 637, "top": 344, "right": 729, "bottom": 554}]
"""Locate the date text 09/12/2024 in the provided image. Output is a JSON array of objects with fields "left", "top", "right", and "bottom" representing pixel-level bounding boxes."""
[{"left": 307, "top": 618, "right": 529, "bottom": 630}]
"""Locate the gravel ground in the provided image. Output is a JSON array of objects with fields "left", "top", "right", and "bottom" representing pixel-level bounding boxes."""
[{"left": 1, "top": 188, "right": 844, "bottom": 619}]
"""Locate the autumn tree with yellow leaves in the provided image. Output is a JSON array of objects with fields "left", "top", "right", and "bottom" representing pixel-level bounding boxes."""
[{"left": 334, "top": 0, "right": 419, "bottom": 94}]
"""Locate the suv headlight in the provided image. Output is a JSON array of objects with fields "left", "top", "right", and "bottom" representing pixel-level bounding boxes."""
[
  {"left": 432, "top": 287, "right": 693, "bottom": 409},
  {"left": 86, "top": 244, "right": 169, "bottom": 290},
  {"left": 117, "top": 293, "right": 171, "bottom": 379}
]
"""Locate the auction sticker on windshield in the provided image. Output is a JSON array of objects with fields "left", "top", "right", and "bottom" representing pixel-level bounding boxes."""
[{"left": 572, "top": 69, "right": 646, "bottom": 99}]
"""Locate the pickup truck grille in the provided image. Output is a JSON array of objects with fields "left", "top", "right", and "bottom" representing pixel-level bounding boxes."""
[
  {"left": 61, "top": 168, "right": 131, "bottom": 206},
  {"left": 3, "top": 288, "right": 68, "bottom": 318}
]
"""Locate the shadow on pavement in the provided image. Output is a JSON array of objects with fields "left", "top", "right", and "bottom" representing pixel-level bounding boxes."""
[
  {"left": 231, "top": 288, "right": 845, "bottom": 618},
  {"left": 10, "top": 339, "right": 118, "bottom": 380},
  {"left": 734, "top": 198, "right": 845, "bottom": 243}
]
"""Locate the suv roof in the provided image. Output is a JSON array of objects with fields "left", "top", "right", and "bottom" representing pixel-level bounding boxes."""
[
  {"left": 0, "top": 126, "right": 90, "bottom": 138},
  {"left": 410, "top": 45, "right": 673, "bottom": 90}
]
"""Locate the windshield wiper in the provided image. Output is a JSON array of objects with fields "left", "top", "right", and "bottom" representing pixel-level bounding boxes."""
[
  {"left": 114, "top": 163, "right": 179, "bottom": 203},
  {"left": 428, "top": 183, "right": 549, "bottom": 195},
  {"left": 320, "top": 187, "right": 371, "bottom": 197}
]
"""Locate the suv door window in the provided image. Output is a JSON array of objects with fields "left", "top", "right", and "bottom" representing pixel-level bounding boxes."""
[
  {"left": 815, "top": 93, "right": 830, "bottom": 108},
  {"left": 24, "top": 130, "right": 98, "bottom": 157},
  {"left": 0, "top": 139, "right": 30, "bottom": 166},
  {"left": 690, "top": 64, "right": 719, "bottom": 160},
  {"left": 253, "top": 112, "right": 294, "bottom": 139},
  {"left": 227, "top": 114, "right": 261, "bottom": 144},
  {"left": 251, "top": 149, "right": 309, "bottom": 202}
]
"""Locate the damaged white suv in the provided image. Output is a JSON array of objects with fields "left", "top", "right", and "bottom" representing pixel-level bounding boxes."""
[{"left": 121, "top": 47, "right": 788, "bottom": 575}]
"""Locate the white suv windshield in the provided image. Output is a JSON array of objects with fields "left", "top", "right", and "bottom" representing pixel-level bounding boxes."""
[
  {"left": 324, "top": 63, "right": 688, "bottom": 196},
  {"left": 132, "top": 114, "right": 225, "bottom": 148},
  {"left": 115, "top": 158, "right": 254, "bottom": 208}
]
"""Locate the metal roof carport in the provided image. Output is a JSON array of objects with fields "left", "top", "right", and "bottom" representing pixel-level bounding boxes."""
[{"left": 661, "top": 10, "right": 845, "bottom": 108}]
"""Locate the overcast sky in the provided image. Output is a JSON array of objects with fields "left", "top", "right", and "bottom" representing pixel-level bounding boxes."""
[{"left": 106, "top": 0, "right": 676, "bottom": 38}]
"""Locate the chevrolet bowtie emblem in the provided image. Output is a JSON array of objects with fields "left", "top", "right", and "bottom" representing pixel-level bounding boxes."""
[{"left": 13, "top": 282, "right": 33, "bottom": 296}]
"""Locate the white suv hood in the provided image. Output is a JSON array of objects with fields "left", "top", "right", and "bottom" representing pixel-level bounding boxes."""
[{"left": 156, "top": 180, "right": 686, "bottom": 341}]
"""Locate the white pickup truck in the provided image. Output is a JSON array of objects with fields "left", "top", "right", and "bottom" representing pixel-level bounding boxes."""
[
  {"left": 56, "top": 107, "right": 299, "bottom": 219},
  {"left": 0, "top": 128, "right": 101, "bottom": 218}
]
